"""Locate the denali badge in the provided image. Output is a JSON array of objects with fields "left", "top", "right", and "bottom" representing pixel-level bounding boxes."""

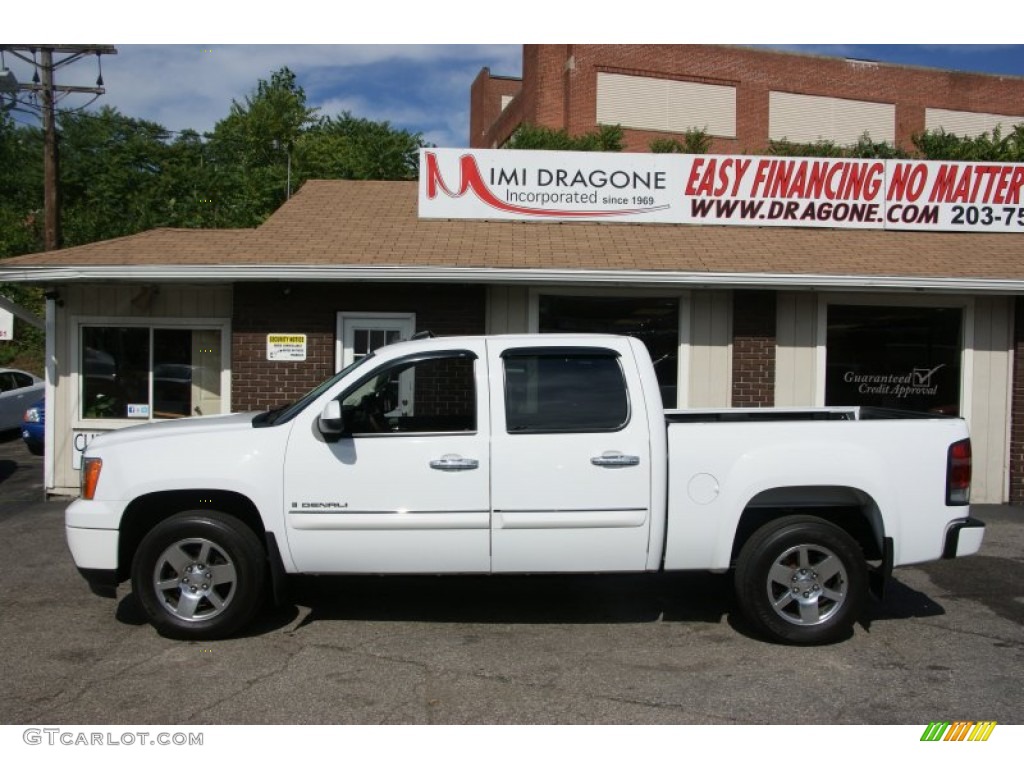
[{"left": 291, "top": 501, "right": 349, "bottom": 511}]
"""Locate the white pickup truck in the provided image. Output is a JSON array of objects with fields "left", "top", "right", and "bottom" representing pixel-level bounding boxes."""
[{"left": 67, "top": 333, "right": 984, "bottom": 644}]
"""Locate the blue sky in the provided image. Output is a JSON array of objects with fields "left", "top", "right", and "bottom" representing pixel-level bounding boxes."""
[{"left": 3, "top": 6, "right": 1022, "bottom": 148}]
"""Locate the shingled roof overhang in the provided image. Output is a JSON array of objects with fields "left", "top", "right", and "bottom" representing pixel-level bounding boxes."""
[{"left": 3, "top": 180, "right": 1024, "bottom": 294}]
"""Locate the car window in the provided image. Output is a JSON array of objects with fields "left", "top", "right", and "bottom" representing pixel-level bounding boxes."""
[
  {"left": 502, "top": 349, "right": 629, "bottom": 433},
  {"left": 11, "top": 372, "right": 34, "bottom": 389},
  {"left": 340, "top": 352, "right": 477, "bottom": 435},
  {"left": 0, "top": 373, "right": 15, "bottom": 393}
]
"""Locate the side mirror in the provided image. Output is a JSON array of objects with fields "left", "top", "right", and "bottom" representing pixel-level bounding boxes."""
[{"left": 318, "top": 400, "right": 344, "bottom": 439}]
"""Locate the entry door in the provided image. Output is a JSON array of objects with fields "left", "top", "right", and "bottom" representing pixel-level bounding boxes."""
[
  {"left": 337, "top": 312, "right": 415, "bottom": 368},
  {"left": 284, "top": 342, "right": 491, "bottom": 574},
  {"left": 487, "top": 339, "right": 653, "bottom": 573}
]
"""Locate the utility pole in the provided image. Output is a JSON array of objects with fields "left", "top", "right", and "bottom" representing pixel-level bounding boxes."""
[{"left": 0, "top": 45, "right": 117, "bottom": 251}]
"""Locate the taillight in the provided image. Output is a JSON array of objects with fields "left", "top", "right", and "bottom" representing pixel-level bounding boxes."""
[
  {"left": 946, "top": 439, "right": 971, "bottom": 506},
  {"left": 81, "top": 457, "right": 103, "bottom": 500}
]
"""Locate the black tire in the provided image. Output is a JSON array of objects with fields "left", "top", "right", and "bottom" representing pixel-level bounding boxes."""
[
  {"left": 734, "top": 515, "right": 868, "bottom": 645},
  {"left": 130, "top": 511, "right": 266, "bottom": 640}
]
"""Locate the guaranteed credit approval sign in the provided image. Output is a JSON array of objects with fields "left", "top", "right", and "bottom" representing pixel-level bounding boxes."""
[{"left": 419, "top": 148, "right": 1024, "bottom": 233}]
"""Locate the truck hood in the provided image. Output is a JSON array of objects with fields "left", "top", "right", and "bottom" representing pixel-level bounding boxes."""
[{"left": 86, "top": 412, "right": 263, "bottom": 451}]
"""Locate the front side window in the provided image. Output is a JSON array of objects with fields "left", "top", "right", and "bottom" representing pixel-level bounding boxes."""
[
  {"left": 340, "top": 353, "right": 476, "bottom": 434},
  {"left": 503, "top": 350, "right": 629, "bottom": 433},
  {"left": 80, "top": 325, "right": 224, "bottom": 420}
]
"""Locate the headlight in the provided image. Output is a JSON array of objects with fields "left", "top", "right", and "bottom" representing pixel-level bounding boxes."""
[{"left": 23, "top": 407, "right": 42, "bottom": 423}]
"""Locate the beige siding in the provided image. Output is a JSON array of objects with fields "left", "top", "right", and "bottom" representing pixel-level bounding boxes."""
[
  {"left": 688, "top": 291, "right": 732, "bottom": 407},
  {"left": 597, "top": 72, "right": 736, "bottom": 137},
  {"left": 925, "top": 107, "right": 1024, "bottom": 138},
  {"left": 769, "top": 91, "right": 895, "bottom": 145},
  {"left": 969, "top": 296, "right": 1013, "bottom": 503},
  {"left": 486, "top": 286, "right": 530, "bottom": 334},
  {"left": 50, "top": 283, "right": 232, "bottom": 495},
  {"left": 775, "top": 293, "right": 820, "bottom": 406}
]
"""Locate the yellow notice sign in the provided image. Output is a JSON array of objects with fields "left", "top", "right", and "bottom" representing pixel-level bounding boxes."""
[{"left": 267, "top": 334, "right": 307, "bottom": 361}]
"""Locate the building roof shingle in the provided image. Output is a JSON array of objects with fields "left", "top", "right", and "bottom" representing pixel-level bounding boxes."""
[{"left": 4, "top": 179, "right": 1024, "bottom": 286}]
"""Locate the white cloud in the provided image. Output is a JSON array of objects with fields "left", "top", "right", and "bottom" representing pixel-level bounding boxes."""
[{"left": 2, "top": 44, "right": 520, "bottom": 147}]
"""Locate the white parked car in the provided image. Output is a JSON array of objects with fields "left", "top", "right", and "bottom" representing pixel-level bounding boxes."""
[{"left": 0, "top": 368, "right": 44, "bottom": 431}]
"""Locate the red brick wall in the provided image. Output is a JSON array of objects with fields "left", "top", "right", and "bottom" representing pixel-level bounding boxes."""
[
  {"left": 1010, "top": 297, "right": 1024, "bottom": 503},
  {"left": 469, "top": 68, "right": 522, "bottom": 148},
  {"left": 231, "top": 283, "right": 486, "bottom": 412},
  {"left": 732, "top": 291, "right": 776, "bottom": 408},
  {"left": 476, "top": 44, "right": 1024, "bottom": 153}
]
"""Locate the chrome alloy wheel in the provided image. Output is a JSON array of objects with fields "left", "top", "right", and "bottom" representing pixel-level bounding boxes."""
[
  {"left": 152, "top": 537, "right": 238, "bottom": 622},
  {"left": 766, "top": 543, "right": 848, "bottom": 626}
]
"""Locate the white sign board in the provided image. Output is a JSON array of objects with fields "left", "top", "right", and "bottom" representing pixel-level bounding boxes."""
[
  {"left": 267, "top": 334, "right": 307, "bottom": 361},
  {"left": 0, "top": 308, "right": 13, "bottom": 341},
  {"left": 419, "top": 148, "right": 1024, "bottom": 234}
]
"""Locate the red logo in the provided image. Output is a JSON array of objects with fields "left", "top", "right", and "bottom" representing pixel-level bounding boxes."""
[{"left": 423, "top": 152, "right": 664, "bottom": 219}]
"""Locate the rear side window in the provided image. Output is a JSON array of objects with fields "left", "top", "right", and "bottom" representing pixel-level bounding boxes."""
[{"left": 503, "top": 349, "right": 629, "bottom": 433}]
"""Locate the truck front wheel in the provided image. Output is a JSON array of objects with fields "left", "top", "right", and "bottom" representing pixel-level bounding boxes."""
[
  {"left": 734, "top": 516, "right": 867, "bottom": 645},
  {"left": 130, "top": 511, "right": 266, "bottom": 640}
]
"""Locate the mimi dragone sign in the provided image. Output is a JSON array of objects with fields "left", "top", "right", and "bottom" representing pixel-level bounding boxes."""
[{"left": 419, "top": 148, "right": 1024, "bottom": 233}]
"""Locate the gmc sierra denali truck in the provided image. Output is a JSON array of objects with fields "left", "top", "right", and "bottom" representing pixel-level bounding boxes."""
[{"left": 66, "top": 334, "right": 985, "bottom": 644}]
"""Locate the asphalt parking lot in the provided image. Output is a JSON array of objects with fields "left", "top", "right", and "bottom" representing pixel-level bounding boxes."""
[{"left": 0, "top": 429, "right": 1021, "bottom": 725}]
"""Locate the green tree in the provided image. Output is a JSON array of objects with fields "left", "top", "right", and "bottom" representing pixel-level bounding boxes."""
[
  {"left": 294, "top": 112, "right": 427, "bottom": 181},
  {"left": 913, "top": 124, "right": 1024, "bottom": 161},
  {"left": 505, "top": 123, "right": 624, "bottom": 151},
  {"left": 205, "top": 67, "right": 319, "bottom": 226},
  {"left": 0, "top": 112, "right": 43, "bottom": 257},
  {"left": 57, "top": 106, "right": 180, "bottom": 245},
  {"left": 767, "top": 132, "right": 907, "bottom": 159},
  {"left": 649, "top": 128, "right": 712, "bottom": 154}
]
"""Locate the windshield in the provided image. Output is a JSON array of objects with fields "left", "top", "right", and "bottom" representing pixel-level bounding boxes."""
[{"left": 253, "top": 354, "right": 375, "bottom": 428}]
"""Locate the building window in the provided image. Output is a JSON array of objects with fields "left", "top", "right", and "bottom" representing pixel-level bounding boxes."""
[
  {"left": 596, "top": 72, "right": 736, "bottom": 138},
  {"left": 79, "top": 324, "right": 226, "bottom": 421},
  {"left": 769, "top": 91, "right": 895, "bottom": 145},
  {"left": 825, "top": 305, "right": 963, "bottom": 415},
  {"left": 538, "top": 295, "right": 680, "bottom": 407}
]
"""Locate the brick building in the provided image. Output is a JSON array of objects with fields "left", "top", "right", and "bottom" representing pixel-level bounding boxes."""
[
  {"left": 3, "top": 44, "right": 1024, "bottom": 505},
  {"left": 472, "top": 44, "right": 1024, "bottom": 153}
]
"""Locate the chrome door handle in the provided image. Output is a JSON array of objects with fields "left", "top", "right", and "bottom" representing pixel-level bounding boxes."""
[
  {"left": 430, "top": 455, "right": 480, "bottom": 471},
  {"left": 591, "top": 453, "right": 641, "bottom": 467}
]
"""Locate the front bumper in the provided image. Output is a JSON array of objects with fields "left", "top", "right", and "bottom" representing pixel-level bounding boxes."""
[
  {"left": 66, "top": 525, "right": 120, "bottom": 598},
  {"left": 943, "top": 518, "right": 986, "bottom": 559},
  {"left": 66, "top": 524, "right": 119, "bottom": 570}
]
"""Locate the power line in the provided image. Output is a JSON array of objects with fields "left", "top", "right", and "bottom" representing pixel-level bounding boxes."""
[{"left": 0, "top": 45, "right": 117, "bottom": 251}]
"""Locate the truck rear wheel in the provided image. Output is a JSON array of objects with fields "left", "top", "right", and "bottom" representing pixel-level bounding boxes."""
[
  {"left": 130, "top": 511, "right": 266, "bottom": 640},
  {"left": 734, "top": 516, "right": 867, "bottom": 645}
]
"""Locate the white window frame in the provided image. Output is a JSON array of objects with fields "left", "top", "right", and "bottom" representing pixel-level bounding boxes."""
[
  {"left": 335, "top": 312, "right": 416, "bottom": 371},
  {"left": 814, "top": 294, "right": 975, "bottom": 421},
  {"left": 70, "top": 315, "right": 232, "bottom": 430}
]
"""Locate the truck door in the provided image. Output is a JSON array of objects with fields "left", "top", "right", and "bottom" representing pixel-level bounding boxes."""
[
  {"left": 488, "top": 340, "right": 653, "bottom": 573},
  {"left": 283, "top": 342, "right": 491, "bottom": 573}
]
